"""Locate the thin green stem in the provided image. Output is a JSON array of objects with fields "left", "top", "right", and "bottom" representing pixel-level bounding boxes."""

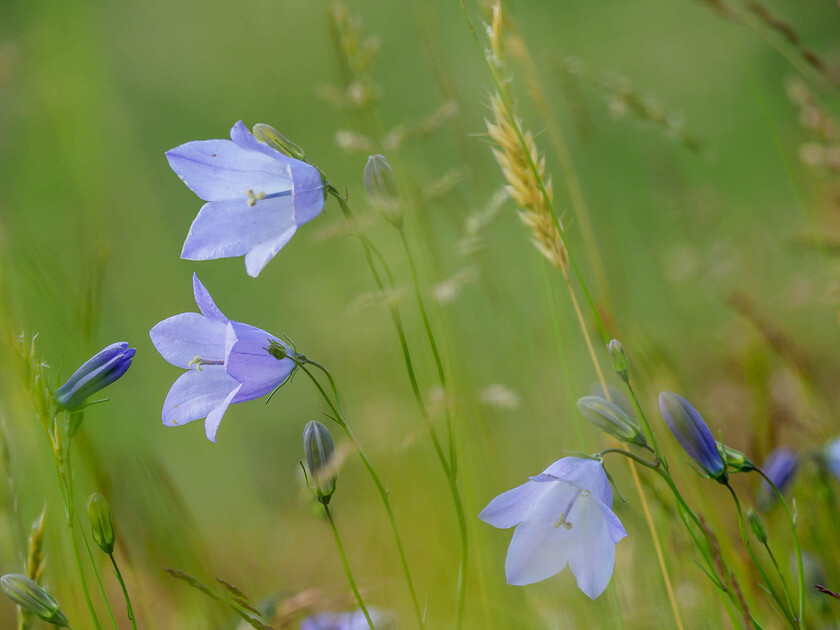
[
  {"left": 70, "top": 480, "right": 118, "bottom": 630},
  {"left": 396, "top": 226, "right": 468, "bottom": 625},
  {"left": 756, "top": 468, "right": 805, "bottom": 628},
  {"left": 725, "top": 483, "right": 798, "bottom": 629},
  {"left": 598, "top": 448, "right": 660, "bottom": 470},
  {"left": 328, "top": 186, "right": 469, "bottom": 627},
  {"left": 323, "top": 504, "right": 375, "bottom": 630},
  {"left": 109, "top": 554, "right": 137, "bottom": 630},
  {"left": 624, "top": 382, "right": 665, "bottom": 467},
  {"left": 52, "top": 439, "right": 101, "bottom": 630},
  {"left": 292, "top": 359, "right": 425, "bottom": 629}
]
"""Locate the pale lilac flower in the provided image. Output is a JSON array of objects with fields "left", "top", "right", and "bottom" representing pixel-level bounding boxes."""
[
  {"left": 149, "top": 274, "right": 296, "bottom": 442},
  {"left": 55, "top": 342, "right": 135, "bottom": 410},
  {"left": 300, "top": 608, "right": 395, "bottom": 630},
  {"left": 479, "top": 457, "right": 626, "bottom": 599},
  {"left": 166, "top": 121, "right": 326, "bottom": 277}
]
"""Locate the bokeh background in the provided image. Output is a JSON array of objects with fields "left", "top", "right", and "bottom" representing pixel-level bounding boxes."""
[{"left": 2, "top": 0, "right": 840, "bottom": 627}]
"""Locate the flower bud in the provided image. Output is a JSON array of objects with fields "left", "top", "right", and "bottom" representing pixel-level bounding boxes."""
[
  {"left": 266, "top": 339, "right": 290, "bottom": 361},
  {"left": 303, "top": 421, "right": 337, "bottom": 504},
  {"left": 607, "top": 339, "right": 629, "bottom": 383},
  {"left": 87, "top": 492, "right": 115, "bottom": 555},
  {"left": 577, "top": 395, "right": 647, "bottom": 447},
  {"left": 757, "top": 448, "right": 798, "bottom": 512},
  {"left": 364, "top": 155, "right": 402, "bottom": 225},
  {"left": 252, "top": 123, "right": 306, "bottom": 161},
  {"left": 746, "top": 508, "right": 767, "bottom": 544},
  {"left": 55, "top": 342, "right": 135, "bottom": 411},
  {"left": 718, "top": 442, "right": 756, "bottom": 472},
  {"left": 822, "top": 435, "right": 840, "bottom": 480},
  {"left": 659, "top": 392, "right": 726, "bottom": 480},
  {"left": 0, "top": 574, "right": 69, "bottom": 626}
]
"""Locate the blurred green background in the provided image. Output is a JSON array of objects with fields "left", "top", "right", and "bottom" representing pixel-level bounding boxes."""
[{"left": 2, "top": 0, "right": 840, "bottom": 627}]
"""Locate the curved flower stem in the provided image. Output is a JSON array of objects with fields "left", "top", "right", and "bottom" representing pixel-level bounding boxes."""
[
  {"left": 725, "top": 483, "right": 798, "bottom": 629},
  {"left": 756, "top": 468, "right": 805, "bottom": 628},
  {"left": 598, "top": 448, "right": 660, "bottom": 470},
  {"left": 53, "top": 423, "right": 118, "bottom": 630},
  {"left": 108, "top": 554, "right": 137, "bottom": 630},
  {"left": 624, "top": 382, "right": 665, "bottom": 467},
  {"left": 651, "top": 470, "right": 764, "bottom": 629},
  {"left": 395, "top": 226, "right": 468, "bottom": 624},
  {"left": 323, "top": 504, "right": 375, "bottom": 630},
  {"left": 292, "top": 359, "right": 424, "bottom": 629},
  {"left": 328, "top": 186, "right": 469, "bottom": 628}
]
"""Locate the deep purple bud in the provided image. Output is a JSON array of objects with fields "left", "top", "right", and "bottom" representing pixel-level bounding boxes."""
[
  {"left": 659, "top": 392, "right": 726, "bottom": 479},
  {"left": 55, "top": 342, "right": 135, "bottom": 410},
  {"left": 757, "top": 448, "right": 798, "bottom": 512}
]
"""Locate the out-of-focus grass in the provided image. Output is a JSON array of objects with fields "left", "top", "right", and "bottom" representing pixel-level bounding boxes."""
[{"left": 1, "top": 0, "right": 840, "bottom": 627}]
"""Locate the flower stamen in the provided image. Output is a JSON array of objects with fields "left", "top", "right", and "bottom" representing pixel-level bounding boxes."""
[
  {"left": 246, "top": 189, "right": 267, "bottom": 206},
  {"left": 188, "top": 356, "right": 224, "bottom": 371}
]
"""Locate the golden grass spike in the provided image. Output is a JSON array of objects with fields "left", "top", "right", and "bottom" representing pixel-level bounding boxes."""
[
  {"left": 26, "top": 507, "right": 47, "bottom": 584},
  {"left": 486, "top": 94, "right": 568, "bottom": 270}
]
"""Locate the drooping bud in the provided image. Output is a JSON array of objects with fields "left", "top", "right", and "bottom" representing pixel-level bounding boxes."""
[
  {"left": 659, "top": 392, "right": 726, "bottom": 480},
  {"left": 363, "top": 155, "right": 402, "bottom": 225},
  {"left": 252, "top": 123, "right": 306, "bottom": 161},
  {"left": 746, "top": 509, "right": 768, "bottom": 544},
  {"left": 0, "top": 574, "right": 69, "bottom": 627},
  {"left": 266, "top": 339, "right": 290, "bottom": 361},
  {"left": 607, "top": 339, "right": 629, "bottom": 383},
  {"left": 577, "top": 395, "right": 647, "bottom": 447},
  {"left": 718, "top": 442, "right": 756, "bottom": 473},
  {"left": 756, "top": 448, "right": 798, "bottom": 512},
  {"left": 87, "top": 493, "right": 115, "bottom": 555},
  {"left": 303, "top": 421, "right": 337, "bottom": 504},
  {"left": 55, "top": 342, "right": 135, "bottom": 411}
]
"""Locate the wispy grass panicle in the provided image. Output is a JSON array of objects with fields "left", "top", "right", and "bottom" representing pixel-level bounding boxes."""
[{"left": 486, "top": 94, "right": 567, "bottom": 270}]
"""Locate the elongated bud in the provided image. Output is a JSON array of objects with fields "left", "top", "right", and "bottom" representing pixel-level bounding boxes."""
[
  {"left": 607, "top": 339, "right": 629, "bottom": 383},
  {"left": 746, "top": 509, "right": 768, "bottom": 544},
  {"left": 1, "top": 574, "right": 69, "bottom": 626},
  {"left": 659, "top": 392, "right": 726, "bottom": 480},
  {"left": 253, "top": 123, "right": 306, "bottom": 161},
  {"left": 303, "top": 421, "right": 337, "bottom": 504},
  {"left": 364, "top": 154, "right": 399, "bottom": 203},
  {"left": 718, "top": 442, "right": 755, "bottom": 472},
  {"left": 577, "top": 396, "right": 647, "bottom": 447},
  {"left": 55, "top": 342, "right": 135, "bottom": 411},
  {"left": 363, "top": 154, "right": 402, "bottom": 226},
  {"left": 87, "top": 493, "right": 115, "bottom": 554}
]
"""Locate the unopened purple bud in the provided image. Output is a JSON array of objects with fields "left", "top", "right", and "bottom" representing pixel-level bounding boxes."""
[
  {"left": 55, "top": 342, "right": 135, "bottom": 411},
  {"left": 659, "top": 392, "right": 726, "bottom": 480},
  {"left": 757, "top": 448, "right": 798, "bottom": 512}
]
